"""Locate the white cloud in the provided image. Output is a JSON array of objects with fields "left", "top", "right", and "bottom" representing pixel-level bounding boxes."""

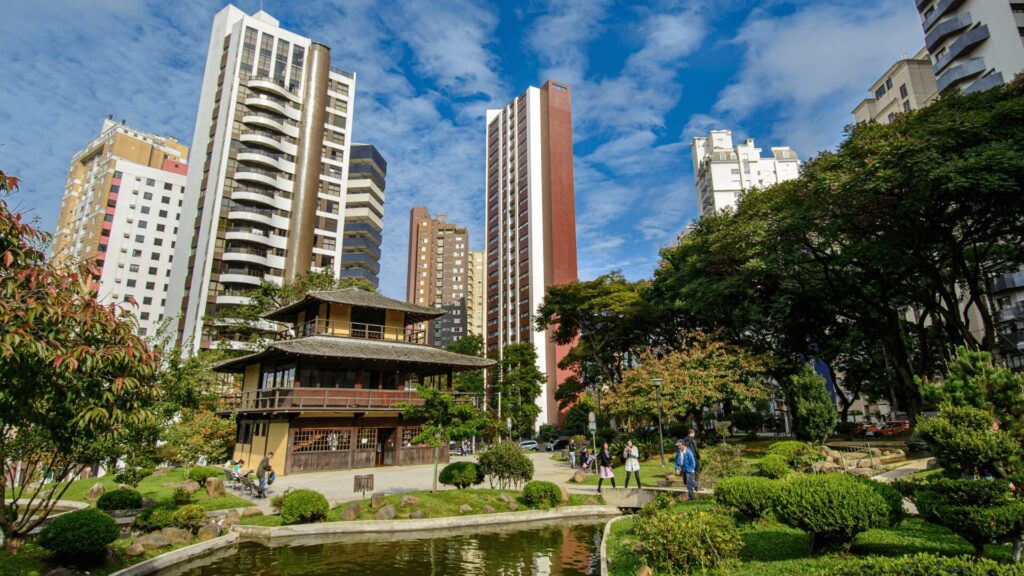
[{"left": 526, "top": 0, "right": 613, "bottom": 86}]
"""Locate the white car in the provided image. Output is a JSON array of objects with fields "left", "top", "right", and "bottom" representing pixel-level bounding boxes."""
[{"left": 519, "top": 440, "right": 540, "bottom": 451}]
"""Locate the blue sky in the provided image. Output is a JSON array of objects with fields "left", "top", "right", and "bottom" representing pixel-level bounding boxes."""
[{"left": 0, "top": 0, "right": 924, "bottom": 299}]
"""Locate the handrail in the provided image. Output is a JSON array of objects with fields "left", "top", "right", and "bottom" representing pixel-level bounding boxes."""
[
  {"left": 276, "top": 318, "right": 426, "bottom": 344},
  {"left": 218, "top": 387, "right": 476, "bottom": 413}
]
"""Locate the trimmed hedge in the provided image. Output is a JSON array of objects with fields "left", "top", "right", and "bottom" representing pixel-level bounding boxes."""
[
  {"left": 37, "top": 508, "right": 118, "bottom": 564},
  {"left": 280, "top": 489, "right": 329, "bottom": 525},
  {"left": 522, "top": 480, "right": 562, "bottom": 509},
  {"left": 187, "top": 465, "right": 224, "bottom": 485},
  {"left": 849, "top": 476, "right": 904, "bottom": 527},
  {"left": 96, "top": 488, "right": 143, "bottom": 511},
  {"left": 773, "top": 473, "right": 889, "bottom": 553},
  {"left": 133, "top": 505, "right": 176, "bottom": 532},
  {"left": 755, "top": 454, "right": 791, "bottom": 479},
  {"left": 439, "top": 461, "right": 484, "bottom": 489},
  {"left": 713, "top": 476, "right": 779, "bottom": 520},
  {"left": 818, "top": 553, "right": 1024, "bottom": 575},
  {"left": 766, "top": 440, "right": 822, "bottom": 471},
  {"left": 633, "top": 508, "right": 742, "bottom": 574},
  {"left": 171, "top": 503, "right": 207, "bottom": 531}
]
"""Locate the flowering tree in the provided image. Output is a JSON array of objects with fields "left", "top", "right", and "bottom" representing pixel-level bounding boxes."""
[{"left": 0, "top": 170, "right": 161, "bottom": 554}]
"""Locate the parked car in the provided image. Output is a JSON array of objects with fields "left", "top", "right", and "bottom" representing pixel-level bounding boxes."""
[
  {"left": 857, "top": 423, "right": 880, "bottom": 437},
  {"left": 906, "top": 434, "right": 929, "bottom": 452},
  {"left": 518, "top": 440, "right": 540, "bottom": 451},
  {"left": 546, "top": 438, "right": 570, "bottom": 452},
  {"left": 877, "top": 420, "right": 910, "bottom": 437}
]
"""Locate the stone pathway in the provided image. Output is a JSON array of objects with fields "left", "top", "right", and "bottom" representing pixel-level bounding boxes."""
[{"left": 870, "top": 457, "right": 932, "bottom": 483}]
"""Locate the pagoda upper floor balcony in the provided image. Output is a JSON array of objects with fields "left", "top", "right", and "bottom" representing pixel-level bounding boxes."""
[{"left": 276, "top": 317, "right": 426, "bottom": 345}]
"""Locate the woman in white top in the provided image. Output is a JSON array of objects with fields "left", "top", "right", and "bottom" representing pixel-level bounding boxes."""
[{"left": 623, "top": 440, "right": 641, "bottom": 488}]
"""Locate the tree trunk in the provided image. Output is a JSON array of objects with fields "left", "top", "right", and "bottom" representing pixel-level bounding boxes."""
[
  {"left": 5, "top": 535, "right": 24, "bottom": 555},
  {"left": 432, "top": 441, "right": 439, "bottom": 494}
]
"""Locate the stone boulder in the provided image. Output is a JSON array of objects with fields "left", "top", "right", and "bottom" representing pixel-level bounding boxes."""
[
  {"left": 136, "top": 532, "right": 172, "bottom": 551},
  {"left": 205, "top": 477, "right": 225, "bottom": 498},
  {"left": 399, "top": 495, "right": 421, "bottom": 507},
  {"left": 410, "top": 510, "right": 425, "bottom": 519},
  {"left": 560, "top": 486, "right": 570, "bottom": 504},
  {"left": 375, "top": 505, "right": 396, "bottom": 520},
  {"left": 571, "top": 470, "right": 587, "bottom": 483},
  {"left": 926, "top": 457, "right": 939, "bottom": 470},
  {"left": 812, "top": 461, "right": 840, "bottom": 474},
  {"left": 371, "top": 492, "right": 386, "bottom": 510},
  {"left": 459, "top": 504, "right": 472, "bottom": 514},
  {"left": 482, "top": 505, "right": 495, "bottom": 514},
  {"left": 124, "top": 543, "right": 146, "bottom": 557},
  {"left": 498, "top": 493, "right": 513, "bottom": 504},
  {"left": 161, "top": 527, "right": 193, "bottom": 545},
  {"left": 849, "top": 467, "right": 876, "bottom": 478},
  {"left": 117, "top": 483, "right": 132, "bottom": 491},
  {"left": 84, "top": 482, "right": 106, "bottom": 502},
  {"left": 242, "top": 506, "right": 263, "bottom": 517},
  {"left": 508, "top": 502, "right": 519, "bottom": 511},
  {"left": 197, "top": 523, "right": 222, "bottom": 541},
  {"left": 182, "top": 480, "right": 202, "bottom": 493},
  {"left": 341, "top": 502, "right": 361, "bottom": 521},
  {"left": 221, "top": 512, "right": 240, "bottom": 527},
  {"left": 637, "top": 565, "right": 654, "bottom": 576}
]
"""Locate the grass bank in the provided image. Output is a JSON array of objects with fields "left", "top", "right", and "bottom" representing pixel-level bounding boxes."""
[{"left": 0, "top": 539, "right": 196, "bottom": 576}]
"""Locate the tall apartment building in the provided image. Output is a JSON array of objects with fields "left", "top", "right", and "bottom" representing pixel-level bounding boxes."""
[
  {"left": 467, "top": 251, "right": 485, "bottom": 338},
  {"left": 168, "top": 5, "right": 375, "bottom": 350},
  {"left": 853, "top": 48, "right": 939, "bottom": 124},
  {"left": 406, "top": 207, "right": 471, "bottom": 348},
  {"left": 51, "top": 116, "right": 189, "bottom": 338},
  {"left": 339, "top": 144, "right": 386, "bottom": 287},
  {"left": 485, "top": 80, "right": 578, "bottom": 428},
  {"left": 691, "top": 130, "right": 800, "bottom": 218},
  {"left": 915, "top": 0, "right": 1024, "bottom": 94}
]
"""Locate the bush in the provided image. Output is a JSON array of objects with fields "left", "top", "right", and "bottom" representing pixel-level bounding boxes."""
[
  {"left": 522, "top": 480, "right": 562, "bottom": 509},
  {"left": 714, "top": 476, "right": 779, "bottom": 520},
  {"left": 279, "top": 489, "right": 329, "bottom": 525},
  {"left": 270, "top": 488, "right": 292, "bottom": 513},
  {"left": 819, "top": 552, "right": 1024, "bottom": 575},
  {"left": 700, "top": 443, "right": 750, "bottom": 488},
  {"left": 908, "top": 478, "right": 1023, "bottom": 556},
  {"left": 173, "top": 486, "right": 193, "bottom": 505},
  {"left": 187, "top": 465, "right": 225, "bottom": 486},
  {"left": 37, "top": 508, "right": 119, "bottom": 564},
  {"left": 96, "top": 488, "right": 143, "bottom": 511},
  {"left": 439, "top": 461, "right": 484, "bottom": 489},
  {"left": 755, "top": 454, "right": 791, "bottom": 479},
  {"left": 766, "top": 440, "right": 822, "bottom": 471},
  {"left": 788, "top": 366, "right": 837, "bottom": 443},
  {"left": 731, "top": 410, "right": 766, "bottom": 439},
  {"left": 478, "top": 441, "right": 534, "bottom": 489},
  {"left": 772, "top": 473, "right": 889, "bottom": 553},
  {"left": 849, "top": 476, "right": 904, "bottom": 527},
  {"left": 917, "top": 405, "right": 1020, "bottom": 477},
  {"left": 133, "top": 505, "right": 176, "bottom": 532},
  {"left": 113, "top": 465, "right": 153, "bottom": 488},
  {"left": 632, "top": 508, "right": 742, "bottom": 574},
  {"left": 171, "top": 503, "right": 207, "bottom": 532},
  {"left": 537, "top": 424, "right": 558, "bottom": 442}
]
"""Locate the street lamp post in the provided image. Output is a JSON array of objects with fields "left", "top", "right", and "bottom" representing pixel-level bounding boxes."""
[{"left": 652, "top": 378, "right": 665, "bottom": 467}]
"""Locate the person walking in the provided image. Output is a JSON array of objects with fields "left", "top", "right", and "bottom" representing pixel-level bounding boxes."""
[
  {"left": 568, "top": 439, "right": 577, "bottom": 468},
  {"left": 683, "top": 427, "right": 701, "bottom": 486},
  {"left": 623, "top": 440, "right": 641, "bottom": 488},
  {"left": 255, "top": 452, "right": 273, "bottom": 498},
  {"left": 680, "top": 442, "right": 698, "bottom": 500},
  {"left": 597, "top": 442, "right": 616, "bottom": 493},
  {"left": 673, "top": 441, "right": 685, "bottom": 476}
]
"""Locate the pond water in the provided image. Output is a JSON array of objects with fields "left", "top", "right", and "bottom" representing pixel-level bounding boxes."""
[{"left": 159, "top": 520, "right": 605, "bottom": 576}]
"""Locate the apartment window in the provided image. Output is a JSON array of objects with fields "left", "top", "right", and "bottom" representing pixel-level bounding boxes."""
[
  {"left": 156, "top": 224, "right": 165, "bottom": 232},
  {"left": 113, "top": 171, "right": 123, "bottom": 179},
  {"left": 885, "top": 78, "right": 893, "bottom": 90},
  {"left": 146, "top": 178, "right": 155, "bottom": 186},
  {"left": 140, "top": 312, "right": 150, "bottom": 320},
  {"left": 129, "top": 264, "right": 140, "bottom": 272},
  {"left": 143, "top": 297, "right": 152, "bottom": 305},
  {"left": 163, "top": 183, "right": 172, "bottom": 190},
  {"left": 903, "top": 101, "right": 912, "bottom": 113},
  {"left": 899, "top": 84, "right": 908, "bottom": 99},
  {"left": 139, "top": 220, "right": 148, "bottom": 229},
  {"left": 135, "top": 234, "right": 144, "bottom": 242},
  {"left": 150, "top": 253, "right": 160, "bottom": 260},
  {"left": 888, "top": 112, "right": 897, "bottom": 123},
  {"left": 154, "top": 238, "right": 163, "bottom": 246},
  {"left": 132, "top": 249, "right": 142, "bottom": 257},
  {"left": 126, "top": 279, "right": 136, "bottom": 288},
  {"left": 874, "top": 85, "right": 886, "bottom": 99},
  {"left": 161, "top": 196, "right": 170, "bottom": 204},
  {"left": 146, "top": 282, "right": 155, "bottom": 290},
  {"left": 149, "top": 267, "right": 158, "bottom": 274},
  {"left": 159, "top": 210, "right": 168, "bottom": 218}
]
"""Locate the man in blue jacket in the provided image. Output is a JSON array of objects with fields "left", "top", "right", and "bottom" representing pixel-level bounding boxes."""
[{"left": 679, "top": 442, "right": 698, "bottom": 500}]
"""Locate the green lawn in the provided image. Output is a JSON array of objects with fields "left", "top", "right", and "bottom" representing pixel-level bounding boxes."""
[
  {"left": 607, "top": 502, "right": 1016, "bottom": 575},
  {"left": 574, "top": 459, "right": 689, "bottom": 487},
  {"left": 12, "top": 468, "right": 253, "bottom": 511},
  {"left": 240, "top": 488, "right": 603, "bottom": 527},
  {"left": 0, "top": 539, "right": 197, "bottom": 576}
]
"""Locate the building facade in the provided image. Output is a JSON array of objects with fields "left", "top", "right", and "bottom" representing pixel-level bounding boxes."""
[
  {"left": 405, "top": 207, "right": 471, "bottom": 348},
  {"left": 51, "top": 117, "right": 189, "bottom": 337},
  {"left": 467, "top": 250, "right": 485, "bottom": 338},
  {"left": 915, "top": 0, "right": 1024, "bottom": 94},
  {"left": 214, "top": 288, "right": 492, "bottom": 475},
  {"left": 167, "top": 5, "right": 378, "bottom": 351},
  {"left": 485, "top": 80, "right": 578, "bottom": 427},
  {"left": 691, "top": 130, "right": 801, "bottom": 218},
  {"left": 339, "top": 144, "right": 386, "bottom": 287},
  {"left": 853, "top": 48, "right": 939, "bottom": 124}
]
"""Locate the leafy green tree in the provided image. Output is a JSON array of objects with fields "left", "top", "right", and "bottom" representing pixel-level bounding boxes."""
[
  {"left": 446, "top": 333, "right": 486, "bottom": 395},
  {"left": 917, "top": 405, "right": 1020, "bottom": 477},
  {"left": 497, "top": 342, "right": 546, "bottom": 439},
  {"left": 788, "top": 366, "right": 838, "bottom": 444},
  {"left": 400, "top": 386, "right": 491, "bottom": 492},
  {"left": 0, "top": 171, "right": 161, "bottom": 554},
  {"left": 162, "top": 408, "right": 237, "bottom": 477}
]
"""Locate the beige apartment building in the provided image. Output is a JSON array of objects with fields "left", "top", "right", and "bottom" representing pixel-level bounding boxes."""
[
  {"left": 853, "top": 48, "right": 939, "bottom": 124},
  {"left": 467, "top": 250, "right": 485, "bottom": 339},
  {"left": 51, "top": 116, "right": 189, "bottom": 337}
]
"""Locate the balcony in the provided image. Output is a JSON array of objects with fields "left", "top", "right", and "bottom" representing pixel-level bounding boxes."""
[
  {"left": 922, "top": 0, "right": 967, "bottom": 33},
  {"left": 933, "top": 25, "right": 989, "bottom": 74},
  {"left": 219, "top": 268, "right": 265, "bottom": 286},
  {"left": 992, "top": 270, "right": 1024, "bottom": 293},
  {"left": 340, "top": 235, "right": 381, "bottom": 259},
  {"left": 238, "top": 147, "right": 295, "bottom": 173},
  {"left": 234, "top": 165, "right": 293, "bottom": 192},
  {"left": 223, "top": 246, "right": 270, "bottom": 267},
  {"left": 226, "top": 226, "right": 285, "bottom": 249},
  {"left": 242, "top": 112, "right": 298, "bottom": 138},
  {"left": 217, "top": 387, "right": 475, "bottom": 415},
  {"left": 245, "top": 95, "right": 299, "bottom": 121},
  {"left": 340, "top": 251, "right": 380, "bottom": 274},
  {"left": 247, "top": 76, "right": 300, "bottom": 103},
  {"left": 278, "top": 318, "right": 425, "bottom": 345},
  {"left": 926, "top": 12, "right": 972, "bottom": 51},
  {"left": 936, "top": 57, "right": 985, "bottom": 92},
  {"left": 240, "top": 130, "right": 291, "bottom": 154}
]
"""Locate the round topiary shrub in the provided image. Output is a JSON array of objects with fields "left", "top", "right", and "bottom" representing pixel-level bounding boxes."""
[
  {"left": 818, "top": 552, "right": 1023, "bottom": 575},
  {"left": 478, "top": 441, "right": 534, "bottom": 489},
  {"left": 37, "top": 508, "right": 119, "bottom": 564},
  {"left": 909, "top": 478, "right": 1023, "bottom": 556},
  {"left": 133, "top": 505, "right": 176, "bottom": 532},
  {"left": 280, "top": 489, "right": 329, "bottom": 525},
  {"left": 849, "top": 475, "right": 904, "bottom": 527},
  {"left": 766, "top": 440, "right": 822, "bottom": 471},
  {"left": 187, "top": 465, "right": 224, "bottom": 486},
  {"left": 521, "top": 480, "right": 562, "bottom": 509},
  {"left": 633, "top": 508, "right": 742, "bottom": 574},
  {"left": 755, "top": 454, "right": 791, "bottom": 479},
  {"left": 171, "top": 503, "right": 207, "bottom": 532},
  {"left": 773, "top": 473, "right": 889, "bottom": 553},
  {"left": 96, "top": 488, "right": 143, "bottom": 511},
  {"left": 713, "top": 476, "right": 779, "bottom": 520},
  {"left": 439, "top": 461, "right": 484, "bottom": 489}
]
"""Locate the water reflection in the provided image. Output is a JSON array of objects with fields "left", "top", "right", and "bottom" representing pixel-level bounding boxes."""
[{"left": 161, "top": 521, "right": 604, "bottom": 576}]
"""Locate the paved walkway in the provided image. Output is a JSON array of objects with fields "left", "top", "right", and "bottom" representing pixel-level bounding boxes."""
[{"left": 871, "top": 457, "right": 932, "bottom": 483}]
